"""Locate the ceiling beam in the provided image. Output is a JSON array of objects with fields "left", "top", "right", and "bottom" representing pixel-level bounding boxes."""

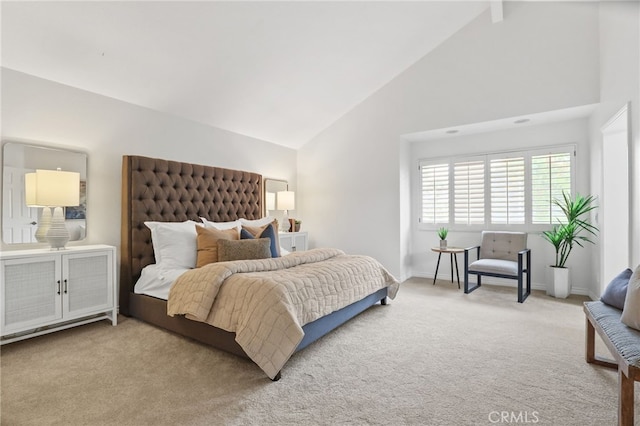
[{"left": 490, "top": 1, "right": 504, "bottom": 23}]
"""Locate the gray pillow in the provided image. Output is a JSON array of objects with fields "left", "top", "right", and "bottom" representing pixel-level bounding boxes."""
[
  {"left": 217, "top": 238, "right": 272, "bottom": 262},
  {"left": 601, "top": 268, "right": 633, "bottom": 310}
]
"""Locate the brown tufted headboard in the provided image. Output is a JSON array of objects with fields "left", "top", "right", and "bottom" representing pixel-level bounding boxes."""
[{"left": 120, "top": 155, "right": 262, "bottom": 315}]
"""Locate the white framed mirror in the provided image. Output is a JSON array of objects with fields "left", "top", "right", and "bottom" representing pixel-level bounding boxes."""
[
  {"left": 2, "top": 142, "right": 88, "bottom": 244},
  {"left": 264, "top": 178, "right": 288, "bottom": 217}
]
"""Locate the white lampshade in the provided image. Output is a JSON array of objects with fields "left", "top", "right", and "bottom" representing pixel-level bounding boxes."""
[
  {"left": 25, "top": 172, "right": 40, "bottom": 207},
  {"left": 35, "top": 169, "right": 80, "bottom": 207},
  {"left": 277, "top": 191, "right": 295, "bottom": 211},
  {"left": 266, "top": 192, "right": 276, "bottom": 211}
]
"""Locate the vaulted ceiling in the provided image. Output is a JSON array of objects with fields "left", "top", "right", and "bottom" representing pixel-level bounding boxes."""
[{"left": 2, "top": 1, "right": 492, "bottom": 149}]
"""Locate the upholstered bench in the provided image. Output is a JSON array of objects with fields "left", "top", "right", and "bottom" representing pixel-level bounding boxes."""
[{"left": 584, "top": 300, "right": 640, "bottom": 426}]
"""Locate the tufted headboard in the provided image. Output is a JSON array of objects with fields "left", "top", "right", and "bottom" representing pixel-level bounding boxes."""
[{"left": 120, "top": 155, "right": 262, "bottom": 315}]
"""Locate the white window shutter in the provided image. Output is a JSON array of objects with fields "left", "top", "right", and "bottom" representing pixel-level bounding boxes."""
[
  {"left": 490, "top": 157, "right": 525, "bottom": 224},
  {"left": 454, "top": 160, "right": 485, "bottom": 224},
  {"left": 531, "top": 152, "right": 572, "bottom": 224},
  {"left": 420, "top": 162, "right": 449, "bottom": 224}
]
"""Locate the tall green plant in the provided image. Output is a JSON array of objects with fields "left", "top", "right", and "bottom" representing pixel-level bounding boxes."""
[{"left": 542, "top": 192, "right": 598, "bottom": 268}]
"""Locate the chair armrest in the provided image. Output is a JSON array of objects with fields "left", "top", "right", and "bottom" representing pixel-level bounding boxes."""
[
  {"left": 517, "top": 248, "right": 531, "bottom": 271},
  {"left": 464, "top": 245, "right": 481, "bottom": 268}
]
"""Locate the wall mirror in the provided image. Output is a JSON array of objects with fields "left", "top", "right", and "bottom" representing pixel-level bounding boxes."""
[
  {"left": 2, "top": 142, "right": 88, "bottom": 244},
  {"left": 264, "top": 178, "right": 288, "bottom": 217}
]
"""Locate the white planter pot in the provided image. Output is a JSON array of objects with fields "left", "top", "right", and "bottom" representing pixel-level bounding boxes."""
[
  {"left": 440, "top": 240, "right": 447, "bottom": 249},
  {"left": 548, "top": 267, "right": 570, "bottom": 298}
]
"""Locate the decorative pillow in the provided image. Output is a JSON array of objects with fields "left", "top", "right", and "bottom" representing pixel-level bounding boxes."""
[
  {"left": 241, "top": 222, "right": 280, "bottom": 258},
  {"left": 217, "top": 238, "right": 272, "bottom": 262},
  {"left": 200, "top": 217, "right": 241, "bottom": 232},
  {"left": 620, "top": 266, "right": 640, "bottom": 330},
  {"left": 195, "top": 226, "right": 239, "bottom": 267},
  {"left": 601, "top": 268, "right": 634, "bottom": 310},
  {"left": 144, "top": 220, "right": 200, "bottom": 269}
]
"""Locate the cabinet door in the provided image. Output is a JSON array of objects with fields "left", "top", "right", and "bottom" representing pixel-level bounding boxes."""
[
  {"left": 63, "top": 250, "right": 114, "bottom": 320},
  {"left": 1, "top": 255, "right": 62, "bottom": 335},
  {"left": 279, "top": 234, "right": 294, "bottom": 252},
  {"left": 293, "top": 234, "right": 308, "bottom": 251}
]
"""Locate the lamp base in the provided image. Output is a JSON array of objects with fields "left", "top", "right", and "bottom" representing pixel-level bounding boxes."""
[
  {"left": 281, "top": 211, "right": 291, "bottom": 232},
  {"left": 46, "top": 207, "right": 70, "bottom": 250},
  {"left": 35, "top": 207, "right": 52, "bottom": 243}
]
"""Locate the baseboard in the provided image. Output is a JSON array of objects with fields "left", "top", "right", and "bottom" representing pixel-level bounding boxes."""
[{"left": 411, "top": 272, "right": 589, "bottom": 296}]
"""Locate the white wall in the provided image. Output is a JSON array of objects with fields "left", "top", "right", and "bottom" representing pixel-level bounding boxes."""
[
  {"left": 410, "top": 118, "right": 592, "bottom": 294},
  {"left": 298, "top": 2, "right": 600, "bottom": 280},
  {"left": 588, "top": 1, "right": 640, "bottom": 299},
  {"left": 1, "top": 69, "right": 297, "bottom": 253}
]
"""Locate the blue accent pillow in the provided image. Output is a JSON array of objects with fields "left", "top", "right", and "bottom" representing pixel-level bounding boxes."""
[
  {"left": 241, "top": 222, "right": 280, "bottom": 258},
  {"left": 601, "top": 268, "right": 634, "bottom": 310}
]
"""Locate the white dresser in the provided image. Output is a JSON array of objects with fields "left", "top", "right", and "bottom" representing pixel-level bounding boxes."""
[
  {"left": 279, "top": 231, "right": 308, "bottom": 252},
  {"left": 0, "top": 244, "right": 117, "bottom": 344}
]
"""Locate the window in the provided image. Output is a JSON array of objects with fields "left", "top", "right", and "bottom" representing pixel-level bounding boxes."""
[
  {"left": 419, "top": 162, "right": 449, "bottom": 224},
  {"left": 419, "top": 145, "right": 575, "bottom": 227}
]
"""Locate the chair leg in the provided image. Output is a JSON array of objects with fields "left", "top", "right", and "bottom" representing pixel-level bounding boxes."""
[
  {"left": 463, "top": 250, "right": 480, "bottom": 294},
  {"left": 464, "top": 274, "right": 481, "bottom": 294},
  {"left": 517, "top": 252, "right": 531, "bottom": 303},
  {"left": 518, "top": 273, "right": 524, "bottom": 303},
  {"left": 517, "top": 271, "right": 530, "bottom": 303},
  {"left": 464, "top": 251, "right": 470, "bottom": 293},
  {"left": 526, "top": 251, "right": 532, "bottom": 294}
]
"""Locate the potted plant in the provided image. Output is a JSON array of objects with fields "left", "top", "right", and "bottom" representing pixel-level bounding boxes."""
[
  {"left": 541, "top": 192, "right": 598, "bottom": 298},
  {"left": 437, "top": 227, "right": 448, "bottom": 249},
  {"left": 294, "top": 219, "right": 301, "bottom": 232}
]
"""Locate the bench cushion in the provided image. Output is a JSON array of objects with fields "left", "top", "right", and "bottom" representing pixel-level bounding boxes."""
[{"left": 585, "top": 300, "right": 640, "bottom": 368}]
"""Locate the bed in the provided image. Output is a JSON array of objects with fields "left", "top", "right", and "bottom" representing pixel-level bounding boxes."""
[{"left": 119, "top": 155, "right": 398, "bottom": 380}]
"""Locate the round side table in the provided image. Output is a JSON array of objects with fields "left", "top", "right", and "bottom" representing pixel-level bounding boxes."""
[{"left": 431, "top": 247, "right": 465, "bottom": 289}]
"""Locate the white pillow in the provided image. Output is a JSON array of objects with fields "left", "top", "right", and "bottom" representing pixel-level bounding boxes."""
[
  {"left": 239, "top": 216, "right": 276, "bottom": 227},
  {"left": 200, "top": 217, "right": 241, "bottom": 232},
  {"left": 620, "top": 265, "right": 640, "bottom": 330},
  {"left": 144, "top": 220, "right": 200, "bottom": 269}
]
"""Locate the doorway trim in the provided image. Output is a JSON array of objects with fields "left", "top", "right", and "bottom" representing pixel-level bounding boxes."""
[{"left": 600, "top": 102, "right": 631, "bottom": 293}]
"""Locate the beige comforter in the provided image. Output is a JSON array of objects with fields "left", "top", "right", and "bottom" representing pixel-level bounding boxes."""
[{"left": 167, "top": 248, "right": 399, "bottom": 379}]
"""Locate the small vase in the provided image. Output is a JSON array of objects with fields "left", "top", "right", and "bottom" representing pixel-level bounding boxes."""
[{"left": 440, "top": 240, "right": 447, "bottom": 249}]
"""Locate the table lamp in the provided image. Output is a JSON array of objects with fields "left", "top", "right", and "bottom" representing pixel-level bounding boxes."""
[
  {"left": 277, "top": 190, "right": 295, "bottom": 232},
  {"left": 33, "top": 168, "right": 80, "bottom": 249}
]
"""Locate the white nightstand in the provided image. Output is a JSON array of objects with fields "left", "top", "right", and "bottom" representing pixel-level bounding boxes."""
[
  {"left": 0, "top": 244, "right": 117, "bottom": 344},
  {"left": 279, "top": 231, "right": 308, "bottom": 252}
]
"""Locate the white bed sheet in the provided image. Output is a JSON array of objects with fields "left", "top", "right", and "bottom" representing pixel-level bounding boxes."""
[{"left": 134, "top": 264, "right": 189, "bottom": 300}]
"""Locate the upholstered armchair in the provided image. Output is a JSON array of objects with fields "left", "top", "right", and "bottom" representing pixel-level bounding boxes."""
[{"left": 464, "top": 231, "right": 531, "bottom": 303}]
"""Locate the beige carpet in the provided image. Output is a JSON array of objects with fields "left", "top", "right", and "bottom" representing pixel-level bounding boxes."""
[{"left": 0, "top": 278, "right": 632, "bottom": 425}]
